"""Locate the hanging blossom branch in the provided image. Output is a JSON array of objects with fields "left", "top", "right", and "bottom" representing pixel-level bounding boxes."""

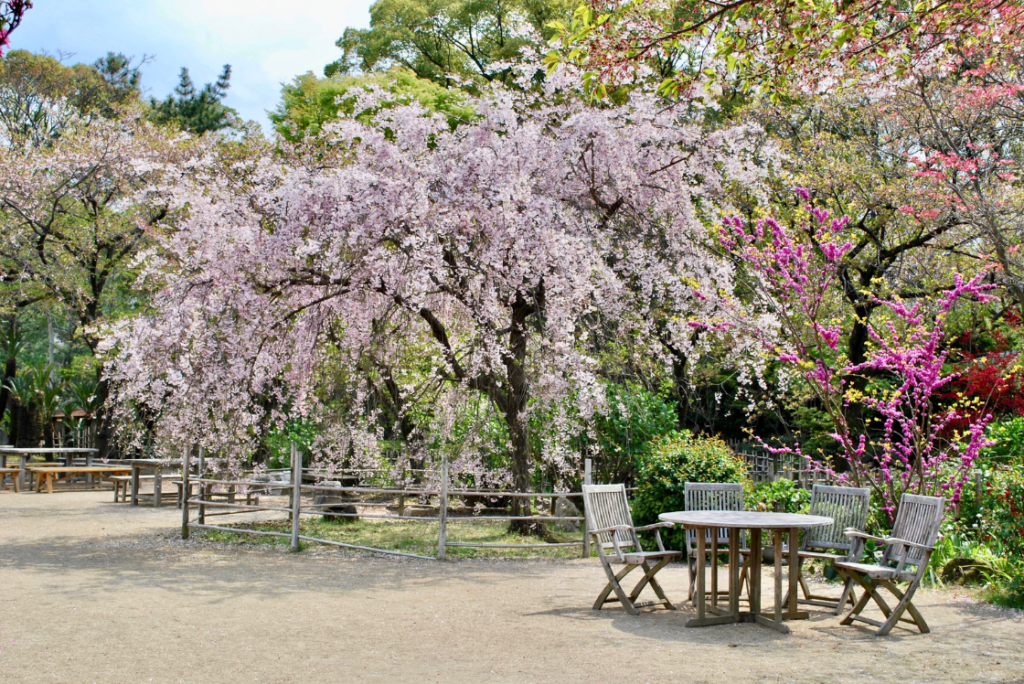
[
  {"left": 719, "top": 188, "right": 995, "bottom": 519},
  {"left": 0, "top": 1, "right": 31, "bottom": 55}
]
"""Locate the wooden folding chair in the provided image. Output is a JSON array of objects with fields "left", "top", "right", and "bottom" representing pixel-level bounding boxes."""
[
  {"left": 784, "top": 484, "right": 871, "bottom": 614},
  {"left": 684, "top": 482, "right": 743, "bottom": 601},
  {"left": 582, "top": 484, "right": 682, "bottom": 615},
  {"left": 835, "top": 493, "right": 944, "bottom": 636}
]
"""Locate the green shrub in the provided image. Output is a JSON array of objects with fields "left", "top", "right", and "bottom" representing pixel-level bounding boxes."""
[
  {"left": 630, "top": 431, "right": 747, "bottom": 551},
  {"left": 747, "top": 479, "right": 810, "bottom": 513},
  {"left": 980, "top": 417, "right": 1024, "bottom": 466},
  {"left": 982, "top": 468, "right": 1024, "bottom": 608}
]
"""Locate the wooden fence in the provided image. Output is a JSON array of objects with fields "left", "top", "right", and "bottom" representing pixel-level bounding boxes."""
[
  {"left": 725, "top": 440, "right": 831, "bottom": 487},
  {"left": 181, "top": 445, "right": 595, "bottom": 560}
]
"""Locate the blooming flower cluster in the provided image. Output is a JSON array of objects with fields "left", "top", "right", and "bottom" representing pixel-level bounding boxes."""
[{"left": 723, "top": 190, "right": 995, "bottom": 518}]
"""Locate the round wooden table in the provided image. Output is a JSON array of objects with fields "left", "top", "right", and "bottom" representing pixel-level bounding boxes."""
[{"left": 658, "top": 510, "right": 833, "bottom": 633}]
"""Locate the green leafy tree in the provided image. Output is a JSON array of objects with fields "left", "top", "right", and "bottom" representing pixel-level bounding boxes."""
[
  {"left": 270, "top": 67, "right": 474, "bottom": 141},
  {"left": 0, "top": 50, "right": 141, "bottom": 145},
  {"left": 149, "top": 65, "right": 236, "bottom": 134},
  {"left": 329, "top": 0, "right": 571, "bottom": 89}
]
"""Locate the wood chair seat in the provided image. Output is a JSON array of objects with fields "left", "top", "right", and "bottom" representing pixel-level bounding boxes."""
[
  {"left": 833, "top": 561, "right": 912, "bottom": 581},
  {"left": 799, "top": 550, "right": 848, "bottom": 561},
  {"left": 617, "top": 550, "right": 683, "bottom": 565}
]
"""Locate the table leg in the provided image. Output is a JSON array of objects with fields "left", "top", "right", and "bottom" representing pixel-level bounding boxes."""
[
  {"left": 46, "top": 473, "right": 53, "bottom": 494},
  {"left": 86, "top": 454, "right": 94, "bottom": 486},
  {"left": 788, "top": 527, "right": 800, "bottom": 617},
  {"left": 786, "top": 527, "right": 809, "bottom": 621},
  {"left": 131, "top": 466, "right": 140, "bottom": 506},
  {"left": 685, "top": 526, "right": 737, "bottom": 627},
  {"left": 19, "top": 457, "right": 27, "bottom": 492},
  {"left": 154, "top": 468, "right": 162, "bottom": 507},
  {"left": 728, "top": 528, "right": 740, "bottom": 617},
  {"left": 749, "top": 528, "right": 762, "bottom": 617},
  {"left": 774, "top": 530, "right": 783, "bottom": 623},
  {"left": 696, "top": 528, "right": 706, "bottom": 621},
  {"left": 710, "top": 533, "right": 719, "bottom": 611}
]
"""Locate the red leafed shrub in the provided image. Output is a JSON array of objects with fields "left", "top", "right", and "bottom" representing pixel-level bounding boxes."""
[{"left": 944, "top": 312, "right": 1024, "bottom": 431}]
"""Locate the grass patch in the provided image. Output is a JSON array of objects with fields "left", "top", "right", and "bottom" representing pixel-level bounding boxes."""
[{"left": 196, "top": 516, "right": 586, "bottom": 560}]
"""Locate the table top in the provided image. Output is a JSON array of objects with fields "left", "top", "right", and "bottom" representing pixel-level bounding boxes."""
[
  {"left": 29, "top": 466, "right": 130, "bottom": 473},
  {"left": 658, "top": 510, "right": 834, "bottom": 529},
  {"left": 0, "top": 447, "right": 98, "bottom": 454}
]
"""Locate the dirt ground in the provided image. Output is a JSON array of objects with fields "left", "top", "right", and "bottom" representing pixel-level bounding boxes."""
[{"left": 1, "top": 490, "right": 1022, "bottom": 684}]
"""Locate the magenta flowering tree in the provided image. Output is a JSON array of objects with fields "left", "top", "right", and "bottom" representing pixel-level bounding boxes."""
[
  {"left": 0, "top": 1, "right": 31, "bottom": 55},
  {"left": 721, "top": 190, "right": 995, "bottom": 519},
  {"left": 105, "top": 72, "right": 767, "bottom": 530}
]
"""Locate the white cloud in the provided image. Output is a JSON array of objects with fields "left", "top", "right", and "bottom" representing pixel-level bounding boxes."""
[{"left": 11, "top": 0, "right": 374, "bottom": 129}]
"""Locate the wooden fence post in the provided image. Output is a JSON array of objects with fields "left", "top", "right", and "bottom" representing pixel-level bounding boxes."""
[
  {"left": 398, "top": 466, "right": 406, "bottom": 517},
  {"left": 197, "top": 446, "right": 206, "bottom": 526},
  {"left": 290, "top": 442, "right": 302, "bottom": 552},
  {"left": 181, "top": 443, "right": 191, "bottom": 539},
  {"left": 582, "top": 457, "right": 592, "bottom": 558},
  {"left": 437, "top": 456, "right": 448, "bottom": 561}
]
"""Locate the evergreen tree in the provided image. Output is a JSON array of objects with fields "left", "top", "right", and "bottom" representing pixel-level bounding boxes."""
[{"left": 149, "top": 64, "right": 236, "bottom": 134}]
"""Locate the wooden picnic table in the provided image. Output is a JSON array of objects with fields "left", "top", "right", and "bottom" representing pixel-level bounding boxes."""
[
  {"left": 123, "top": 459, "right": 182, "bottom": 507},
  {"left": 0, "top": 447, "right": 99, "bottom": 490},
  {"left": 658, "top": 510, "right": 833, "bottom": 634},
  {"left": 30, "top": 466, "right": 131, "bottom": 494}
]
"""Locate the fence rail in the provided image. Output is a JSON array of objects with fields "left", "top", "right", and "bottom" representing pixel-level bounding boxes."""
[
  {"left": 177, "top": 441, "right": 842, "bottom": 561},
  {"left": 727, "top": 441, "right": 831, "bottom": 487},
  {"left": 182, "top": 447, "right": 594, "bottom": 560}
]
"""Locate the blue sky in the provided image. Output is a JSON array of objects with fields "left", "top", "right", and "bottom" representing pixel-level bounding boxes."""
[{"left": 12, "top": 1, "right": 375, "bottom": 129}]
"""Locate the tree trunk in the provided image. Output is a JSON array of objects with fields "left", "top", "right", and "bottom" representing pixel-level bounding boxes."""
[
  {"left": 842, "top": 304, "right": 871, "bottom": 439},
  {"left": 94, "top": 373, "right": 112, "bottom": 459},
  {"left": 503, "top": 293, "right": 544, "bottom": 536},
  {"left": 672, "top": 354, "right": 690, "bottom": 431},
  {"left": 16, "top": 400, "right": 42, "bottom": 449},
  {"left": 0, "top": 354, "right": 14, "bottom": 444}
]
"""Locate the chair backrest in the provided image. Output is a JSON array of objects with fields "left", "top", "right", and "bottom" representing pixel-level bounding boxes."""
[
  {"left": 804, "top": 484, "right": 872, "bottom": 552},
  {"left": 582, "top": 484, "right": 641, "bottom": 553},
  {"left": 684, "top": 482, "right": 743, "bottom": 549},
  {"left": 884, "top": 494, "right": 945, "bottom": 569}
]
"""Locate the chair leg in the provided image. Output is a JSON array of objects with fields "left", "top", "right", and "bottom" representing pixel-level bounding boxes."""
[
  {"left": 798, "top": 565, "right": 812, "bottom": 600},
  {"left": 841, "top": 572, "right": 893, "bottom": 626},
  {"left": 834, "top": 568, "right": 858, "bottom": 616},
  {"left": 595, "top": 563, "right": 640, "bottom": 615},
  {"left": 629, "top": 559, "right": 676, "bottom": 610},
  {"left": 877, "top": 579, "right": 929, "bottom": 636},
  {"left": 687, "top": 553, "right": 696, "bottom": 601}
]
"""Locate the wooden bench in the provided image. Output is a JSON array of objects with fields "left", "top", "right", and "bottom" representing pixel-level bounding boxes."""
[
  {"left": 29, "top": 466, "right": 131, "bottom": 494},
  {"left": 0, "top": 467, "right": 21, "bottom": 493},
  {"left": 110, "top": 474, "right": 156, "bottom": 503},
  {"left": 172, "top": 480, "right": 260, "bottom": 509}
]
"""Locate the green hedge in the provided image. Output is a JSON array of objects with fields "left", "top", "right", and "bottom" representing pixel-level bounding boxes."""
[
  {"left": 984, "top": 469, "right": 1024, "bottom": 608},
  {"left": 630, "top": 431, "right": 747, "bottom": 551}
]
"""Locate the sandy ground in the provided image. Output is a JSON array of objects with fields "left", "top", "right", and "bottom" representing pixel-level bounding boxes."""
[{"left": 1, "top": 490, "right": 1022, "bottom": 684}]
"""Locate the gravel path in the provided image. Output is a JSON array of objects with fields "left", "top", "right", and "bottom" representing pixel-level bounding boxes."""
[{"left": 1, "top": 490, "right": 1021, "bottom": 684}]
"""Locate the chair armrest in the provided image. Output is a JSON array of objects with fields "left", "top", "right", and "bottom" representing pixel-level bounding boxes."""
[
  {"left": 844, "top": 528, "right": 886, "bottom": 543},
  {"left": 589, "top": 524, "right": 633, "bottom": 535},
  {"left": 633, "top": 522, "right": 674, "bottom": 532},
  {"left": 884, "top": 537, "right": 935, "bottom": 552}
]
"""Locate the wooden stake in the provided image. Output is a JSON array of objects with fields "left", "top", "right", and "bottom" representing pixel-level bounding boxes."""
[
  {"left": 197, "top": 446, "right": 206, "bottom": 525},
  {"left": 437, "top": 456, "right": 448, "bottom": 560},
  {"left": 290, "top": 442, "right": 301, "bottom": 552},
  {"left": 181, "top": 444, "right": 191, "bottom": 539},
  {"left": 582, "top": 457, "right": 592, "bottom": 559}
]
